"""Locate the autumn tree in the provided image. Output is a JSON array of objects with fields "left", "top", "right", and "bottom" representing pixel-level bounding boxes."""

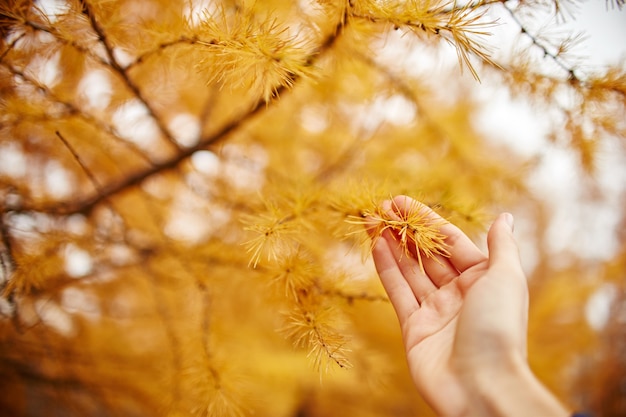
[{"left": 0, "top": 0, "right": 625, "bottom": 416}]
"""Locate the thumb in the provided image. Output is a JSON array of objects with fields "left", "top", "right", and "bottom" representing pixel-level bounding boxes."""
[{"left": 487, "top": 213, "right": 522, "bottom": 271}]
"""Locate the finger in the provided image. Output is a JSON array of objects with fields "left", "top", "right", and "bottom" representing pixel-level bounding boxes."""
[
  {"left": 487, "top": 213, "right": 522, "bottom": 273},
  {"left": 382, "top": 197, "right": 459, "bottom": 288},
  {"left": 371, "top": 234, "right": 420, "bottom": 322},
  {"left": 391, "top": 195, "right": 486, "bottom": 273},
  {"left": 485, "top": 212, "right": 529, "bottom": 357},
  {"left": 381, "top": 228, "right": 438, "bottom": 303},
  {"left": 416, "top": 253, "right": 459, "bottom": 288}
]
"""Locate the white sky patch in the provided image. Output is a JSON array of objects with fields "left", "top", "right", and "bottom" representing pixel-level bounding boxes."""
[
  {"left": 78, "top": 70, "right": 112, "bottom": 110},
  {"left": 300, "top": 105, "right": 329, "bottom": 134},
  {"left": 297, "top": 0, "right": 325, "bottom": 17},
  {"left": 164, "top": 186, "right": 231, "bottom": 243},
  {"left": 165, "top": 209, "right": 226, "bottom": 243},
  {"left": 343, "top": 94, "right": 417, "bottom": 134},
  {"left": 65, "top": 214, "right": 89, "bottom": 235},
  {"left": 106, "top": 244, "right": 135, "bottom": 266},
  {"left": 64, "top": 244, "right": 93, "bottom": 278},
  {"left": 191, "top": 150, "right": 221, "bottom": 176},
  {"left": 44, "top": 161, "right": 73, "bottom": 199},
  {"left": 61, "top": 287, "right": 101, "bottom": 320},
  {"left": 35, "top": 0, "right": 69, "bottom": 23},
  {"left": 379, "top": 94, "right": 417, "bottom": 126},
  {"left": 0, "top": 297, "right": 15, "bottom": 317},
  {"left": 0, "top": 143, "right": 27, "bottom": 178},
  {"left": 6, "top": 213, "right": 38, "bottom": 234},
  {"left": 474, "top": 87, "right": 549, "bottom": 157},
  {"left": 585, "top": 283, "right": 618, "bottom": 331},
  {"left": 112, "top": 99, "right": 161, "bottom": 150},
  {"left": 513, "top": 215, "right": 541, "bottom": 275},
  {"left": 373, "top": 27, "right": 454, "bottom": 81},
  {"left": 517, "top": 138, "right": 623, "bottom": 264},
  {"left": 559, "top": 2, "right": 626, "bottom": 68},
  {"left": 472, "top": 4, "right": 626, "bottom": 267},
  {"left": 184, "top": 0, "right": 219, "bottom": 27},
  {"left": 169, "top": 113, "right": 201, "bottom": 147},
  {"left": 28, "top": 50, "right": 61, "bottom": 88},
  {"left": 113, "top": 47, "right": 135, "bottom": 69},
  {"left": 34, "top": 299, "right": 76, "bottom": 337},
  {"left": 221, "top": 143, "right": 268, "bottom": 190}
]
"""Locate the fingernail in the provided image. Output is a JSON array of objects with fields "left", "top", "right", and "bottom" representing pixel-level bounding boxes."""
[{"left": 503, "top": 212, "right": 514, "bottom": 231}]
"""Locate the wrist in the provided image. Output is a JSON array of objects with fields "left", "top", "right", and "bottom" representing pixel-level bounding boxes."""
[{"left": 464, "top": 353, "right": 570, "bottom": 417}]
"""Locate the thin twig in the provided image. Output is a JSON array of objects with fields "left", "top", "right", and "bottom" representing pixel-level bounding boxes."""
[
  {"left": 3, "top": 62, "right": 155, "bottom": 165},
  {"left": 124, "top": 36, "right": 204, "bottom": 71},
  {"left": 19, "top": 10, "right": 349, "bottom": 216},
  {"left": 502, "top": 4, "right": 626, "bottom": 99},
  {"left": 55, "top": 131, "right": 104, "bottom": 194},
  {"left": 0, "top": 31, "right": 25, "bottom": 63},
  {"left": 0, "top": 210, "right": 16, "bottom": 282},
  {"left": 81, "top": 0, "right": 182, "bottom": 151},
  {"left": 322, "top": 288, "right": 389, "bottom": 303},
  {"left": 21, "top": 19, "right": 110, "bottom": 67},
  {"left": 351, "top": 48, "right": 454, "bottom": 142},
  {"left": 501, "top": 2, "right": 579, "bottom": 82}
]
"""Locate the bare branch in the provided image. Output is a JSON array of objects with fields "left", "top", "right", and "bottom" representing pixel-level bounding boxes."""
[
  {"left": 18, "top": 11, "right": 349, "bottom": 216},
  {"left": 502, "top": 2, "right": 580, "bottom": 82},
  {"left": 0, "top": 209, "right": 16, "bottom": 282},
  {"left": 55, "top": 131, "right": 104, "bottom": 194},
  {"left": 81, "top": 0, "right": 182, "bottom": 151},
  {"left": 322, "top": 288, "right": 389, "bottom": 304},
  {"left": 21, "top": 19, "right": 110, "bottom": 67},
  {"left": 0, "top": 31, "right": 25, "bottom": 63},
  {"left": 3, "top": 62, "right": 155, "bottom": 165},
  {"left": 124, "top": 36, "right": 204, "bottom": 71}
]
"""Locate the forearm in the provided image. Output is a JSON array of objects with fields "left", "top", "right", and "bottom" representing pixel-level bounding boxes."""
[{"left": 465, "top": 354, "right": 569, "bottom": 417}]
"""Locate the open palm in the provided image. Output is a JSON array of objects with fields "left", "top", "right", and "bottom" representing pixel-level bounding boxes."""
[{"left": 371, "top": 196, "right": 529, "bottom": 416}]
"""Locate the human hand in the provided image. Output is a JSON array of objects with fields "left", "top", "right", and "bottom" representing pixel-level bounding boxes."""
[{"left": 369, "top": 196, "right": 568, "bottom": 417}]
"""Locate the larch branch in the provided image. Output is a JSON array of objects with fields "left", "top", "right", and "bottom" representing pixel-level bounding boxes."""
[
  {"left": 21, "top": 19, "right": 110, "bottom": 67},
  {"left": 0, "top": 209, "right": 17, "bottom": 283},
  {"left": 55, "top": 131, "right": 104, "bottom": 194},
  {"left": 351, "top": 49, "right": 454, "bottom": 141},
  {"left": 3, "top": 62, "right": 154, "bottom": 165},
  {"left": 322, "top": 288, "right": 389, "bottom": 304},
  {"left": 18, "top": 13, "right": 349, "bottom": 216},
  {"left": 503, "top": 4, "right": 626, "bottom": 99},
  {"left": 502, "top": 2, "right": 580, "bottom": 82},
  {"left": 0, "top": 31, "right": 25, "bottom": 63},
  {"left": 81, "top": 0, "right": 182, "bottom": 151},
  {"left": 124, "top": 36, "right": 205, "bottom": 71}
]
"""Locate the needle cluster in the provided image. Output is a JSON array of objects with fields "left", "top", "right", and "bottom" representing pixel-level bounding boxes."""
[
  {"left": 195, "top": 6, "right": 317, "bottom": 103},
  {"left": 348, "top": 198, "right": 450, "bottom": 273}
]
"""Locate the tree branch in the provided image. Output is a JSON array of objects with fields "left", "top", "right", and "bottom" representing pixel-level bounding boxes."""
[
  {"left": 21, "top": 19, "right": 110, "bottom": 67},
  {"left": 2, "top": 62, "right": 155, "bottom": 165},
  {"left": 0, "top": 209, "right": 16, "bottom": 284},
  {"left": 18, "top": 11, "right": 349, "bottom": 216},
  {"left": 55, "top": 131, "right": 104, "bottom": 194},
  {"left": 501, "top": 2, "right": 580, "bottom": 82},
  {"left": 124, "top": 36, "right": 205, "bottom": 71},
  {"left": 81, "top": 0, "right": 182, "bottom": 151},
  {"left": 0, "top": 31, "right": 25, "bottom": 63}
]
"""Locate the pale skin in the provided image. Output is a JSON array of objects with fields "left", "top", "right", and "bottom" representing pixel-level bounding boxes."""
[{"left": 370, "top": 195, "right": 570, "bottom": 417}]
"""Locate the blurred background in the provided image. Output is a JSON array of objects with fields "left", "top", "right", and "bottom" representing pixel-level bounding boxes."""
[{"left": 0, "top": 0, "right": 624, "bottom": 416}]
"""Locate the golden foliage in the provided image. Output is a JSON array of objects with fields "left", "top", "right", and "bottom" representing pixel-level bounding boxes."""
[
  {"left": 0, "top": 0, "right": 624, "bottom": 416},
  {"left": 194, "top": 4, "right": 319, "bottom": 103},
  {"left": 281, "top": 302, "right": 353, "bottom": 371},
  {"left": 347, "top": 197, "right": 450, "bottom": 273},
  {"left": 352, "top": 0, "right": 500, "bottom": 79}
]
